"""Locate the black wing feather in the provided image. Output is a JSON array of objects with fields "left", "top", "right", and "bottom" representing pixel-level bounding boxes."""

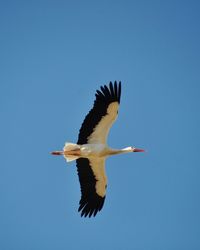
[
  {"left": 77, "top": 81, "right": 121, "bottom": 144},
  {"left": 109, "top": 81, "right": 115, "bottom": 97},
  {"left": 114, "top": 81, "right": 118, "bottom": 97},
  {"left": 76, "top": 158, "right": 105, "bottom": 218}
]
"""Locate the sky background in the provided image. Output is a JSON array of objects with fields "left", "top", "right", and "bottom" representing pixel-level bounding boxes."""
[{"left": 1, "top": 0, "right": 200, "bottom": 249}]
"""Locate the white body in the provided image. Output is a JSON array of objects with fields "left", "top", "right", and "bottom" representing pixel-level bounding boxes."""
[{"left": 63, "top": 142, "right": 134, "bottom": 162}]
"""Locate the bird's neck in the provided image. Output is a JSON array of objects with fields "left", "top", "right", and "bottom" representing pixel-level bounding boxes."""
[{"left": 108, "top": 147, "right": 133, "bottom": 155}]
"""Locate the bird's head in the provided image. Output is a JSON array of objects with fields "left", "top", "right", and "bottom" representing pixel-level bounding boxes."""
[
  {"left": 131, "top": 147, "right": 145, "bottom": 152},
  {"left": 122, "top": 146, "right": 145, "bottom": 153}
]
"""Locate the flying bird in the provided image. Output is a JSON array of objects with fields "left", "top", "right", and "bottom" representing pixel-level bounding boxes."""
[{"left": 51, "top": 81, "right": 145, "bottom": 217}]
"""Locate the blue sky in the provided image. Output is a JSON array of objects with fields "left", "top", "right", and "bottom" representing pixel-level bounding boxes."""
[{"left": 1, "top": 0, "right": 200, "bottom": 249}]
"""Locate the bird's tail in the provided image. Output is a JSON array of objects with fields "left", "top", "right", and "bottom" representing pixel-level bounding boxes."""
[{"left": 63, "top": 142, "right": 80, "bottom": 162}]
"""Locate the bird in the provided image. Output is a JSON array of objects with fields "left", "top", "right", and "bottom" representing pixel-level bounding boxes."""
[{"left": 51, "top": 81, "right": 145, "bottom": 218}]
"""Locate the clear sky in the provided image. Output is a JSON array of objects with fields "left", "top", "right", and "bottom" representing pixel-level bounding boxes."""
[{"left": 1, "top": 0, "right": 200, "bottom": 249}]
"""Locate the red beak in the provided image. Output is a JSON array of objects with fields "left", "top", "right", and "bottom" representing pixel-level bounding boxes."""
[{"left": 133, "top": 148, "right": 145, "bottom": 152}]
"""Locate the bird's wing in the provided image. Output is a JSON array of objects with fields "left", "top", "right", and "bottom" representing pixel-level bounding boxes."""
[
  {"left": 76, "top": 157, "right": 107, "bottom": 217},
  {"left": 77, "top": 81, "right": 121, "bottom": 145}
]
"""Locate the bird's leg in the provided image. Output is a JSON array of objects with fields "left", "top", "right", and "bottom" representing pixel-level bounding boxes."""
[
  {"left": 51, "top": 149, "right": 81, "bottom": 156},
  {"left": 51, "top": 151, "right": 64, "bottom": 155},
  {"left": 64, "top": 148, "right": 81, "bottom": 156}
]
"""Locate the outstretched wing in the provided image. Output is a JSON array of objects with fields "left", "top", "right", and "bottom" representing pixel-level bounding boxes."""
[
  {"left": 76, "top": 157, "right": 107, "bottom": 217},
  {"left": 77, "top": 81, "right": 121, "bottom": 145}
]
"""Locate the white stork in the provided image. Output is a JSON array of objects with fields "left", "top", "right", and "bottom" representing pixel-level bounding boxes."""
[{"left": 51, "top": 81, "right": 144, "bottom": 217}]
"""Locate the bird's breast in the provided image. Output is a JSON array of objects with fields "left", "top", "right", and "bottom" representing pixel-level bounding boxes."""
[{"left": 80, "top": 144, "right": 108, "bottom": 157}]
